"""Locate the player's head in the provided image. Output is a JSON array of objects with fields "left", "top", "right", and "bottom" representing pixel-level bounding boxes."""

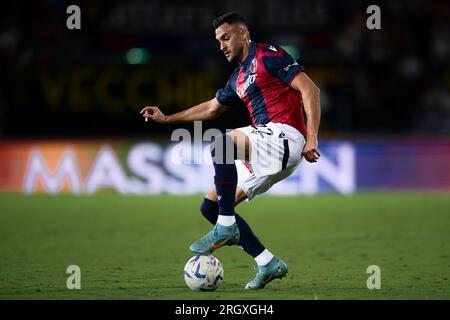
[{"left": 213, "top": 12, "right": 251, "bottom": 63}]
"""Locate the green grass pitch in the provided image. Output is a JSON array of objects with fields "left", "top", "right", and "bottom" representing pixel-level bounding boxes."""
[{"left": 0, "top": 193, "right": 449, "bottom": 299}]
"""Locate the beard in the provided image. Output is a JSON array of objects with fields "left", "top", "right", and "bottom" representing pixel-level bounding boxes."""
[{"left": 227, "top": 46, "right": 243, "bottom": 64}]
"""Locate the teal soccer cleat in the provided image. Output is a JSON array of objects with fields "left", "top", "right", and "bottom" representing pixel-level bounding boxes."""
[
  {"left": 189, "top": 223, "right": 240, "bottom": 255},
  {"left": 245, "top": 257, "right": 288, "bottom": 290}
]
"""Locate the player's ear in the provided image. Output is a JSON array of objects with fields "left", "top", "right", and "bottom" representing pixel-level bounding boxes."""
[{"left": 238, "top": 25, "right": 247, "bottom": 41}]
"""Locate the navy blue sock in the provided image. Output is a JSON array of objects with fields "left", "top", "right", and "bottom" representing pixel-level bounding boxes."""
[
  {"left": 211, "top": 134, "right": 237, "bottom": 216},
  {"left": 200, "top": 198, "right": 266, "bottom": 258},
  {"left": 199, "top": 198, "right": 219, "bottom": 225}
]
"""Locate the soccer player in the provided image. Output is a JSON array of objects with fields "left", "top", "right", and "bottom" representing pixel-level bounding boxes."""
[{"left": 140, "top": 12, "right": 321, "bottom": 289}]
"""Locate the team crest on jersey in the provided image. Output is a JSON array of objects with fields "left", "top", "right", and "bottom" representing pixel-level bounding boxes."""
[{"left": 250, "top": 58, "right": 258, "bottom": 73}]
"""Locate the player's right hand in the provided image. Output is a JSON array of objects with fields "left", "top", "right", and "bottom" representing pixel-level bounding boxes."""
[{"left": 140, "top": 106, "right": 167, "bottom": 123}]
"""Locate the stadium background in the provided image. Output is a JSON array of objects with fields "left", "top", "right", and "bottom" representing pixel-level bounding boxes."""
[{"left": 0, "top": 0, "right": 449, "bottom": 300}]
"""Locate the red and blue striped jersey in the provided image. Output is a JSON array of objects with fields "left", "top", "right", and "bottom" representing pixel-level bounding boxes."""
[{"left": 216, "top": 42, "right": 307, "bottom": 137}]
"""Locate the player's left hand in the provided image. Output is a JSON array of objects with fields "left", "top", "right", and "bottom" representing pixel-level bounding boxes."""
[{"left": 302, "top": 140, "right": 320, "bottom": 163}]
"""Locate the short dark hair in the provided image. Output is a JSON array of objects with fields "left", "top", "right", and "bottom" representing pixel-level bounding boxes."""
[{"left": 212, "top": 12, "right": 247, "bottom": 29}]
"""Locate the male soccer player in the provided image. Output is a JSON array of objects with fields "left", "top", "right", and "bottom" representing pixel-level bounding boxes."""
[{"left": 140, "top": 12, "right": 321, "bottom": 289}]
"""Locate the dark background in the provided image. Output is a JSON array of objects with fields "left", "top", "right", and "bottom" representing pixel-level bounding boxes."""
[{"left": 1, "top": 0, "right": 449, "bottom": 139}]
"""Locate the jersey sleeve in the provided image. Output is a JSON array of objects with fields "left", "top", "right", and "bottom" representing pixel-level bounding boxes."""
[
  {"left": 262, "top": 45, "right": 304, "bottom": 85},
  {"left": 215, "top": 77, "right": 241, "bottom": 107}
]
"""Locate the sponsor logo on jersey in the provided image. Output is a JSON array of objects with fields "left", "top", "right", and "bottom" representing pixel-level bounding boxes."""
[
  {"left": 237, "top": 74, "right": 257, "bottom": 98},
  {"left": 283, "top": 61, "right": 299, "bottom": 71},
  {"left": 237, "top": 59, "right": 258, "bottom": 98}
]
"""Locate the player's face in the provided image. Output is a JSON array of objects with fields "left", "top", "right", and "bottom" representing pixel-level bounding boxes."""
[{"left": 215, "top": 23, "right": 244, "bottom": 63}]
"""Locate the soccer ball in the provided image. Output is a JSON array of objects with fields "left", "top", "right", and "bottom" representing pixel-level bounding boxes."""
[{"left": 183, "top": 255, "right": 224, "bottom": 291}]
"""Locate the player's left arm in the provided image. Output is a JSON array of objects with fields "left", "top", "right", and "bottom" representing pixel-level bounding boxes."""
[{"left": 290, "top": 72, "right": 321, "bottom": 163}]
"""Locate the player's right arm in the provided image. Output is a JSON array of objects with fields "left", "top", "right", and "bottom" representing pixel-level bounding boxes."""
[{"left": 140, "top": 98, "right": 228, "bottom": 123}]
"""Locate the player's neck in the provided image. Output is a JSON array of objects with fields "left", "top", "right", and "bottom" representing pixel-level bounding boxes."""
[{"left": 238, "top": 41, "right": 252, "bottom": 65}]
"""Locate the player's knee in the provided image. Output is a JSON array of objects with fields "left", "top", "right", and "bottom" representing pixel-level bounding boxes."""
[{"left": 200, "top": 198, "right": 218, "bottom": 225}]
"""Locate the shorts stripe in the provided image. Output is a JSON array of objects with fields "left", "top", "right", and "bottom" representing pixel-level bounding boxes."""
[
  {"left": 241, "top": 160, "right": 253, "bottom": 174},
  {"left": 282, "top": 139, "right": 289, "bottom": 170}
]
